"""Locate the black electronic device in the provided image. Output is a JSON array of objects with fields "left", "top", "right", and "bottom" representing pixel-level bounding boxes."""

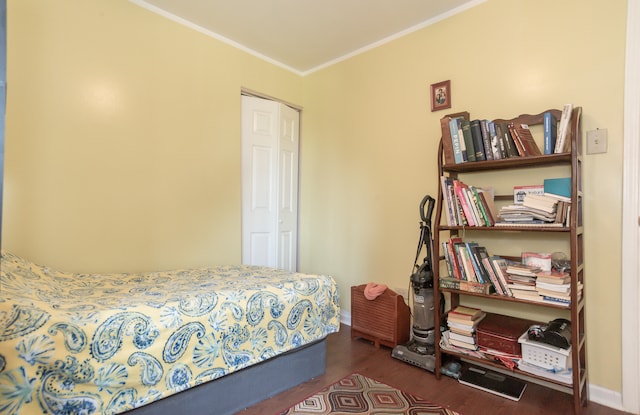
[
  {"left": 458, "top": 366, "right": 527, "bottom": 401},
  {"left": 527, "top": 318, "right": 571, "bottom": 349}
]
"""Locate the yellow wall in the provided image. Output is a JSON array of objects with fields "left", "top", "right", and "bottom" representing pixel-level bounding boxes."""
[
  {"left": 4, "top": 0, "right": 303, "bottom": 272},
  {"left": 299, "top": 0, "right": 626, "bottom": 393},
  {"left": 3, "top": 0, "right": 627, "bottom": 396}
]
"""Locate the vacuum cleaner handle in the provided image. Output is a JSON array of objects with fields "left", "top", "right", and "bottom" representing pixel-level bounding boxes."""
[{"left": 420, "top": 195, "right": 435, "bottom": 224}]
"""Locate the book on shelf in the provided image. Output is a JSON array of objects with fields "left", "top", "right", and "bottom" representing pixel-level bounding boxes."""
[
  {"left": 543, "top": 177, "right": 571, "bottom": 199},
  {"left": 494, "top": 221, "right": 565, "bottom": 228},
  {"left": 448, "top": 330, "right": 476, "bottom": 345},
  {"left": 445, "top": 237, "right": 464, "bottom": 279},
  {"left": 494, "top": 123, "right": 508, "bottom": 159},
  {"left": 453, "top": 180, "right": 477, "bottom": 226},
  {"left": 498, "top": 122, "right": 520, "bottom": 158},
  {"left": 489, "top": 256, "right": 513, "bottom": 297},
  {"left": 440, "top": 112, "right": 470, "bottom": 165},
  {"left": 554, "top": 104, "right": 573, "bottom": 153},
  {"left": 535, "top": 270, "right": 571, "bottom": 284},
  {"left": 479, "top": 119, "right": 494, "bottom": 161},
  {"left": 469, "top": 186, "right": 492, "bottom": 226},
  {"left": 522, "top": 196, "right": 558, "bottom": 215},
  {"left": 522, "top": 252, "right": 552, "bottom": 272},
  {"left": 481, "top": 256, "right": 506, "bottom": 295},
  {"left": 506, "top": 262, "right": 541, "bottom": 277},
  {"left": 488, "top": 121, "right": 502, "bottom": 160},
  {"left": 448, "top": 324, "right": 476, "bottom": 337},
  {"left": 449, "top": 338, "right": 479, "bottom": 350},
  {"left": 513, "top": 185, "right": 544, "bottom": 204},
  {"left": 448, "top": 117, "right": 466, "bottom": 164},
  {"left": 470, "top": 119, "right": 486, "bottom": 161},
  {"left": 440, "top": 176, "right": 455, "bottom": 226},
  {"left": 460, "top": 118, "right": 476, "bottom": 162},
  {"left": 448, "top": 305, "right": 484, "bottom": 321},
  {"left": 543, "top": 111, "right": 558, "bottom": 155},
  {"left": 517, "top": 361, "right": 572, "bottom": 385},
  {"left": 465, "top": 242, "right": 485, "bottom": 283},
  {"left": 511, "top": 289, "right": 543, "bottom": 302},
  {"left": 535, "top": 281, "right": 571, "bottom": 294},
  {"left": 456, "top": 242, "right": 478, "bottom": 282},
  {"left": 470, "top": 246, "right": 494, "bottom": 287},
  {"left": 513, "top": 123, "right": 542, "bottom": 156},
  {"left": 507, "top": 123, "right": 527, "bottom": 156},
  {"left": 448, "top": 311, "right": 487, "bottom": 328}
]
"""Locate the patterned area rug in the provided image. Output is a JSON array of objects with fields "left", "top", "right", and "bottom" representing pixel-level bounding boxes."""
[{"left": 279, "top": 372, "right": 461, "bottom": 415}]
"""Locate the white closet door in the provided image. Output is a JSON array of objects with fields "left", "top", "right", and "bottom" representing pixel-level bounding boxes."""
[{"left": 241, "top": 95, "right": 299, "bottom": 271}]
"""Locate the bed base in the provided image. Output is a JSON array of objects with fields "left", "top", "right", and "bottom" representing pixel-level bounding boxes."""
[{"left": 122, "top": 338, "right": 327, "bottom": 415}]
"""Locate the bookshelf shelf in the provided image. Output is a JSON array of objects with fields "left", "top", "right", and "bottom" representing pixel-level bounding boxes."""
[{"left": 433, "top": 107, "right": 588, "bottom": 414}]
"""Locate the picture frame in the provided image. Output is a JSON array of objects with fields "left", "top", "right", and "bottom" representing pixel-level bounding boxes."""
[{"left": 430, "top": 80, "right": 451, "bottom": 112}]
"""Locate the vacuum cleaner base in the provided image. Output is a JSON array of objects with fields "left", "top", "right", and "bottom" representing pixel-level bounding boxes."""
[{"left": 391, "top": 342, "right": 436, "bottom": 372}]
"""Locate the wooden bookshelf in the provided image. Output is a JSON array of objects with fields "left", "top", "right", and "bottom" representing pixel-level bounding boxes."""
[{"left": 433, "top": 108, "right": 588, "bottom": 414}]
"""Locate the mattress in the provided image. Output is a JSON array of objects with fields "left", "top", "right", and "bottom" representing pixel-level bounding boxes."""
[{"left": 0, "top": 251, "right": 340, "bottom": 415}]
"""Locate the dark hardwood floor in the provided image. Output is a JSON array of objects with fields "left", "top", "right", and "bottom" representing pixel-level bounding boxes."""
[{"left": 237, "top": 324, "right": 631, "bottom": 415}]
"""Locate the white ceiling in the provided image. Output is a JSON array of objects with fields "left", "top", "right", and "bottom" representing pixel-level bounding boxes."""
[{"left": 131, "top": 0, "right": 483, "bottom": 75}]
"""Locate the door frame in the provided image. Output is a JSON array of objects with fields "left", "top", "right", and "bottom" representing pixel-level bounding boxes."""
[
  {"left": 622, "top": 0, "right": 640, "bottom": 412},
  {"left": 240, "top": 88, "right": 302, "bottom": 270}
]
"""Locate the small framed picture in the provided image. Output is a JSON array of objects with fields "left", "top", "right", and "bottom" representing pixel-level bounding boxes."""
[{"left": 430, "top": 80, "right": 451, "bottom": 112}]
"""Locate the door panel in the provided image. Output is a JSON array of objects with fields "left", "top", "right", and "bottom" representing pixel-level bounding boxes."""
[{"left": 241, "top": 95, "right": 299, "bottom": 271}]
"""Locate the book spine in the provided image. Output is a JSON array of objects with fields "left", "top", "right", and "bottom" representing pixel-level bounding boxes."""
[
  {"left": 480, "top": 119, "right": 494, "bottom": 160},
  {"left": 470, "top": 119, "right": 486, "bottom": 161},
  {"left": 453, "top": 243, "right": 470, "bottom": 280},
  {"left": 442, "top": 241, "right": 454, "bottom": 278},
  {"left": 447, "top": 239, "right": 463, "bottom": 279},
  {"left": 457, "top": 244, "right": 477, "bottom": 282},
  {"left": 460, "top": 119, "right": 476, "bottom": 162},
  {"left": 490, "top": 257, "right": 513, "bottom": 296},
  {"left": 440, "top": 117, "right": 456, "bottom": 165},
  {"left": 453, "top": 181, "right": 476, "bottom": 226},
  {"left": 449, "top": 118, "right": 465, "bottom": 164},
  {"left": 488, "top": 121, "right": 501, "bottom": 160},
  {"left": 440, "top": 176, "right": 454, "bottom": 226},
  {"left": 554, "top": 104, "right": 573, "bottom": 153},
  {"left": 501, "top": 123, "right": 520, "bottom": 158},
  {"left": 543, "top": 111, "right": 557, "bottom": 155},
  {"left": 482, "top": 257, "right": 505, "bottom": 295},
  {"left": 508, "top": 123, "right": 526, "bottom": 156},
  {"left": 470, "top": 186, "right": 490, "bottom": 226}
]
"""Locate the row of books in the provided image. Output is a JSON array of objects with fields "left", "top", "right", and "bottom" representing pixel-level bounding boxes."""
[
  {"left": 497, "top": 192, "right": 571, "bottom": 226},
  {"left": 441, "top": 104, "right": 574, "bottom": 165},
  {"left": 440, "top": 177, "right": 499, "bottom": 227},
  {"left": 441, "top": 237, "right": 506, "bottom": 289},
  {"left": 441, "top": 244, "right": 577, "bottom": 305}
]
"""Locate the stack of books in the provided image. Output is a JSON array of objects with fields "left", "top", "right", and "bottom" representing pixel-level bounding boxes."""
[
  {"left": 446, "top": 306, "right": 486, "bottom": 351},
  {"left": 505, "top": 262, "right": 540, "bottom": 300},
  {"left": 496, "top": 189, "right": 570, "bottom": 227},
  {"left": 535, "top": 270, "right": 583, "bottom": 305}
]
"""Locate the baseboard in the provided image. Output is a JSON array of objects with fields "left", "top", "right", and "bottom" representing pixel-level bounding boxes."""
[{"left": 339, "top": 314, "right": 626, "bottom": 412}]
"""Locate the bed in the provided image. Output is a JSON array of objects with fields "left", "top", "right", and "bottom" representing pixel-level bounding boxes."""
[{"left": 0, "top": 251, "right": 340, "bottom": 415}]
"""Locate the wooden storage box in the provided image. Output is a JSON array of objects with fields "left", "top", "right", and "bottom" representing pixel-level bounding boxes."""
[
  {"left": 350, "top": 284, "right": 410, "bottom": 348},
  {"left": 476, "top": 313, "right": 538, "bottom": 356}
]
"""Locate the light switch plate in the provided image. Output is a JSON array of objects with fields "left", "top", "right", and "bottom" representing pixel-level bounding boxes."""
[{"left": 586, "top": 129, "right": 607, "bottom": 154}]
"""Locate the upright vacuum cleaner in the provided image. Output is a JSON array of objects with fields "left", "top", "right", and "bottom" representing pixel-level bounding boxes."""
[{"left": 392, "top": 195, "right": 443, "bottom": 372}]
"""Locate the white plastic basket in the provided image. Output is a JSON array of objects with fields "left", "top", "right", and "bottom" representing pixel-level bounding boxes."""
[{"left": 518, "top": 332, "right": 571, "bottom": 370}]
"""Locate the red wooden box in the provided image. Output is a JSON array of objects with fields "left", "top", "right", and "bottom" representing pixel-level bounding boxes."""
[{"left": 476, "top": 313, "right": 539, "bottom": 356}]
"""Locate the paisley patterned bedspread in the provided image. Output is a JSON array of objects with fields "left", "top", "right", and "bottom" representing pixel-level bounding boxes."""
[{"left": 0, "top": 251, "right": 340, "bottom": 415}]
